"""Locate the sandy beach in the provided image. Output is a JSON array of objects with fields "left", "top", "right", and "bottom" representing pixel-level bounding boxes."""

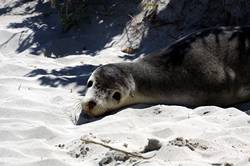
[{"left": 1, "top": 0, "right": 250, "bottom": 165}]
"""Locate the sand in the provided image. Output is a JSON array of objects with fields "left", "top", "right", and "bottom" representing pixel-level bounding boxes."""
[{"left": 0, "top": 0, "right": 250, "bottom": 166}]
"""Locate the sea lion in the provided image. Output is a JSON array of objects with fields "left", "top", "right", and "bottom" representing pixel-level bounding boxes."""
[{"left": 81, "top": 26, "right": 250, "bottom": 117}]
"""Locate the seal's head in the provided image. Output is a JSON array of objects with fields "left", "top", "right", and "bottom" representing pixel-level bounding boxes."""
[{"left": 82, "top": 64, "right": 135, "bottom": 117}]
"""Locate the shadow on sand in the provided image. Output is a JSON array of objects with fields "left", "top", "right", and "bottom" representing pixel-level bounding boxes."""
[
  {"left": 25, "top": 64, "right": 99, "bottom": 94},
  {"left": 2, "top": 0, "right": 250, "bottom": 58},
  {"left": 1, "top": 0, "right": 139, "bottom": 58}
]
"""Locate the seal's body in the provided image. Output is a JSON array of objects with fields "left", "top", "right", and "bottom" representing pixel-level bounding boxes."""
[{"left": 82, "top": 26, "right": 250, "bottom": 117}]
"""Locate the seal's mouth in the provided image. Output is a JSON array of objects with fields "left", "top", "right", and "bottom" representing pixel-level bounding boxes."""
[
  {"left": 82, "top": 106, "right": 117, "bottom": 117},
  {"left": 81, "top": 108, "right": 95, "bottom": 117},
  {"left": 82, "top": 110, "right": 103, "bottom": 118},
  {"left": 81, "top": 99, "right": 124, "bottom": 117},
  {"left": 81, "top": 104, "right": 107, "bottom": 117},
  {"left": 81, "top": 109, "right": 95, "bottom": 117}
]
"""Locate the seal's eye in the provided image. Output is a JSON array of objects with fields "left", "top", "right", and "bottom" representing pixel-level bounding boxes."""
[
  {"left": 87, "top": 81, "right": 93, "bottom": 88},
  {"left": 112, "top": 92, "right": 121, "bottom": 101}
]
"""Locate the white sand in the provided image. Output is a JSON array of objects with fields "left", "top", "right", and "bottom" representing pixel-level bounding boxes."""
[{"left": 1, "top": 1, "right": 250, "bottom": 166}]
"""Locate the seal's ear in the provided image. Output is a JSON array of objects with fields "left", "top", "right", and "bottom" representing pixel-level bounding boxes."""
[{"left": 130, "top": 89, "right": 135, "bottom": 97}]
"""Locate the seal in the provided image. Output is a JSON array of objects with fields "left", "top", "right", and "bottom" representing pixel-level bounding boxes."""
[{"left": 82, "top": 26, "right": 250, "bottom": 117}]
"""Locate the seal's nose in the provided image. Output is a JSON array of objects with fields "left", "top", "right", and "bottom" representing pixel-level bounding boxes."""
[{"left": 87, "top": 100, "right": 96, "bottom": 110}]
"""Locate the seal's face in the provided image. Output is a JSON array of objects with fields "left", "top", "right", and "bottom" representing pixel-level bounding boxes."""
[{"left": 82, "top": 64, "right": 135, "bottom": 117}]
